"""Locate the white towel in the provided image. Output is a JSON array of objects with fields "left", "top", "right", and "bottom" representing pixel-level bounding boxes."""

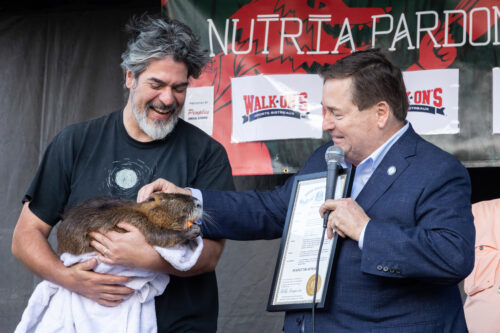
[{"left": 15, "top": 237, "right": 203, "bottom": 333}]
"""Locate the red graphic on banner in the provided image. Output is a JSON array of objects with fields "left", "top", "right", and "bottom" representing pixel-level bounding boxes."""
[{"left": 407, "top": 0, "right": 500, "bottom": 70}]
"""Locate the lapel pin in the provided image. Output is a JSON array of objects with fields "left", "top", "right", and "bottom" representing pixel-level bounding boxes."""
[{"left": 387, "top": 166, "right": 396, "bottom": 176}]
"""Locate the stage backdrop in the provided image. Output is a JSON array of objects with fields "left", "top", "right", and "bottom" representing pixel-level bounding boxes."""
[{"left": 163, "top": 0, "right": 500, "bottom": 175}]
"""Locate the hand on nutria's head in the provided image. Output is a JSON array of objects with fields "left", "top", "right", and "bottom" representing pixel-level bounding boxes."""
[{"left": 57, "top": 192, "right": 202, "bottom": 255}]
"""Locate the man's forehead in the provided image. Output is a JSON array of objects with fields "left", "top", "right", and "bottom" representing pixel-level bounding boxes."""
[
  {"left": 323, "top": 78, "right": 353, "bottom": 101},
  {"left": 323, "top": 76, "right": 353, "bottom": 89},
  {"left": 137, "top": 58, "right": 188, "bottom": 82},
  {"left": 145, "top": 76, "right": 188, "bottom": 84},
  {"left": 145, "top": 56, "right": 187, "bottom": 71}
]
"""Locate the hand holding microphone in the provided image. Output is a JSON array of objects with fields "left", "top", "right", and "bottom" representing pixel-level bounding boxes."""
[
  {"left": 320, "top": 198, "right": 370, "bottom": 241},
  {"left": 321, "top": 146, "right": 370, "bottom": 241}
]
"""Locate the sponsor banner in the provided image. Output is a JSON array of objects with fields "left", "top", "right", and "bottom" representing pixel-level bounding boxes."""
[
  {"left": 403, "top": 69, "right": 459, "bottom": 134},
  {"left": 231, "top": 74, "right": 323, "bottom": 143},
  {"left": 182, "top": 86, "right": 214, "bottom": 136},
  {"left": 494, "top": 68, "right": 500, "bottom": 133}
]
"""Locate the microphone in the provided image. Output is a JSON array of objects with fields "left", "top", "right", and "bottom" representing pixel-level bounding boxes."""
[
  {"left": 323, "top": 146, "right": 344, "bottom": 227},
  {"left": 312, "top": 145, "right": 345, "bottom": 333}
]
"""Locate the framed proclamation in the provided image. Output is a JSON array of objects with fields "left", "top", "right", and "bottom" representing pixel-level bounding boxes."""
[{"left": 267, "top": 168, "right": 353, "bottom": 311}]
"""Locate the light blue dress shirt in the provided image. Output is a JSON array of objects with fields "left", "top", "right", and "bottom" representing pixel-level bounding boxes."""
[{"left": 348, "top": 122, "right": 409, "bottom": 249}]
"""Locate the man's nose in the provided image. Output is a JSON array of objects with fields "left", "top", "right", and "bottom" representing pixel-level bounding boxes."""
[
  {"left": 322, "top": 114, "right": 336, "bottom": 131},
  {"left": 159, "top": 88, "right": 174, "bottom": 105}
]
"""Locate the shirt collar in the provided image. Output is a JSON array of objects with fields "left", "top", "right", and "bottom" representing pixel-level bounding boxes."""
[
  {"left": 340, "top": 122, "right": 409, "bottom": 170},
  {"left": 362, "top": 122, "right": 409, "bottom": 171}
]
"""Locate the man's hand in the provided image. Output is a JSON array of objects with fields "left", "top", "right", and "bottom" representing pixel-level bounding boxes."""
[
  {"left": 90, "top": 222, "right": 225, "bottom": 276},
  {"left": 66, "top": 258, "right": 134, "bottom": 307},
  {"left": 12, "top": 202, "right": 133, "bottom": 307},
  {"left": 89, "top": 222, "right": 159, "bottom": 269},
  {"left": 319, "top": 198, "right": 370, "bottom": 241},
  {"left": 137, "top": 178, "right": 191, "bottom": 203}
]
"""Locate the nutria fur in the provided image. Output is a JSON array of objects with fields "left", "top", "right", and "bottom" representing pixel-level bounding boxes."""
[{"left": 57, "top": 192, "right": 202, "bottom": 255}]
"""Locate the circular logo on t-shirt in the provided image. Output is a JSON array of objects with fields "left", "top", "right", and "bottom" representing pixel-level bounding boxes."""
[
  {"left": 103, "top": 158, "right": 153, "bottom": 198},
  {"left": 115, "top": 168, "right": 138, "bottom": 189}
]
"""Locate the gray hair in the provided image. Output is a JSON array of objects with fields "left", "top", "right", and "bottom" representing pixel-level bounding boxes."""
[{"left": 121, "top": 14, "right": 209, "bottom": 79}]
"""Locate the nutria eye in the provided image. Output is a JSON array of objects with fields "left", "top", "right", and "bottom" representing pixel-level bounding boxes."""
[{"left": 147, "top": 197, "right": 155, "bottom": 202}]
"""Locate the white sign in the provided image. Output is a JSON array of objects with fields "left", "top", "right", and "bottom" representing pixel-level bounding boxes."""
[
  {"left": 182, "top": 86, "right": 214, "bottom": 136},
  {"left": 231, "top": 74, "right": 323, "bottom": 143},
  {"left": 403, "top": 69, "right": 459, "bottom": 135},
  {"left": 273, "top": 174, "right": 346, "bottom": 306},
  {"left": 493, "top": 68, "right": 500, "bottom": 134}
]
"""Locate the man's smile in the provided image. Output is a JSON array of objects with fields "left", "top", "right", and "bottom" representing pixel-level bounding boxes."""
[{"left": 146, "top": 103, "right": 177, "bottom": 121}]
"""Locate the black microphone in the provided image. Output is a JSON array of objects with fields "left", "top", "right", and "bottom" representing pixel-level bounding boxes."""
[{"left": 323, "top": 146, "right": 344, "bottom": 227}]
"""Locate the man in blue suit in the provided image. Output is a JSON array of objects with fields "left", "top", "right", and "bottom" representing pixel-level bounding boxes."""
[{"left": 139, "top": 49, "right": 475, "bottom": 332}]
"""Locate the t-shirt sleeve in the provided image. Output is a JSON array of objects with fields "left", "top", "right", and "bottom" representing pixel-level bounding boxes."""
[
  {"left": 192, "top": 142, "right": 235, "bottom": 191},
  {"left": 24, "top": 128, "right": 75, "bottom": 226}
]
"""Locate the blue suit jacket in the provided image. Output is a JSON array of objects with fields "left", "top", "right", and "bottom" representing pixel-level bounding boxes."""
[{"left": 202, "top": 126, "right": 475, "bottom": 332}]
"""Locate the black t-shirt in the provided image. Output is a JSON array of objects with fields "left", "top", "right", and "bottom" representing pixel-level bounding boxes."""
[{"left": 25, "top": 110, "right": 235, "bottom": 333}]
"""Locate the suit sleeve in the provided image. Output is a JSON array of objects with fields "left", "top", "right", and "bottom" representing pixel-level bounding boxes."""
[
  {"left": 200, "top": 143, "right": 329, "bottom": 240},
  {"left": 360, "top": 157, "right": 475, "bottom": 284},
  {"left": 200, "top": 178, "right": 293, "bottom": 240}
]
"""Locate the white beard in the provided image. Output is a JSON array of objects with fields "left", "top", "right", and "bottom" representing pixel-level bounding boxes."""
[{"left": 130, "top": 91, "right": 179, "bottom": 140}]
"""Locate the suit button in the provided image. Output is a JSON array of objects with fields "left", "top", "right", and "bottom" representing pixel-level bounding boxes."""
[
  {"left": 396, "top": 269, "right": 401, "bottom": 274},
  {"left": 383, "top": 266, "right": 389, "bottom": 272},
  {"left": 377, "top": 265, "right": 383, "bottom": 271},
  {"left": 389, "top": 268, "right": 395, "bottom": 273}
]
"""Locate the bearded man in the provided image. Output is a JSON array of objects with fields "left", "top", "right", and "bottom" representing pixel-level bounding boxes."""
[{"left": 12, "top": 15, "right": 234, "bottom": 333}]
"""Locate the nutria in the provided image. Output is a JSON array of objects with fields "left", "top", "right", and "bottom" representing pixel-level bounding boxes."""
[{"left": 57, "top": 192, "right": 202, "bottom": 255}]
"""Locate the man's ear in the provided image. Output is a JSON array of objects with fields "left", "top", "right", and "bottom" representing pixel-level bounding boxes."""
[
  {"left": 125, "top": 70, "right": 135, "bottom": 89},
  {"left": 375, "top": 101, "right": 390, "bottom": 128}
]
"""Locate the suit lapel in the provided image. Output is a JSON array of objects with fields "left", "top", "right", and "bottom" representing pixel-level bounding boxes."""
[{"left": 354, "top": 125, "right": 418, "bottom": 212}]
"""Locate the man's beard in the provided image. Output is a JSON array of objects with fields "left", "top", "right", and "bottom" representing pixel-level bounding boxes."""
[{"left": 131, "top": 97, "right": 180, "bottom": 141}]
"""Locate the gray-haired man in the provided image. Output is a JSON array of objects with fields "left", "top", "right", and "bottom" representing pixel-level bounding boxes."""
[{"left": 12, "top": 15, "right": 234, "bottom": 332}]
